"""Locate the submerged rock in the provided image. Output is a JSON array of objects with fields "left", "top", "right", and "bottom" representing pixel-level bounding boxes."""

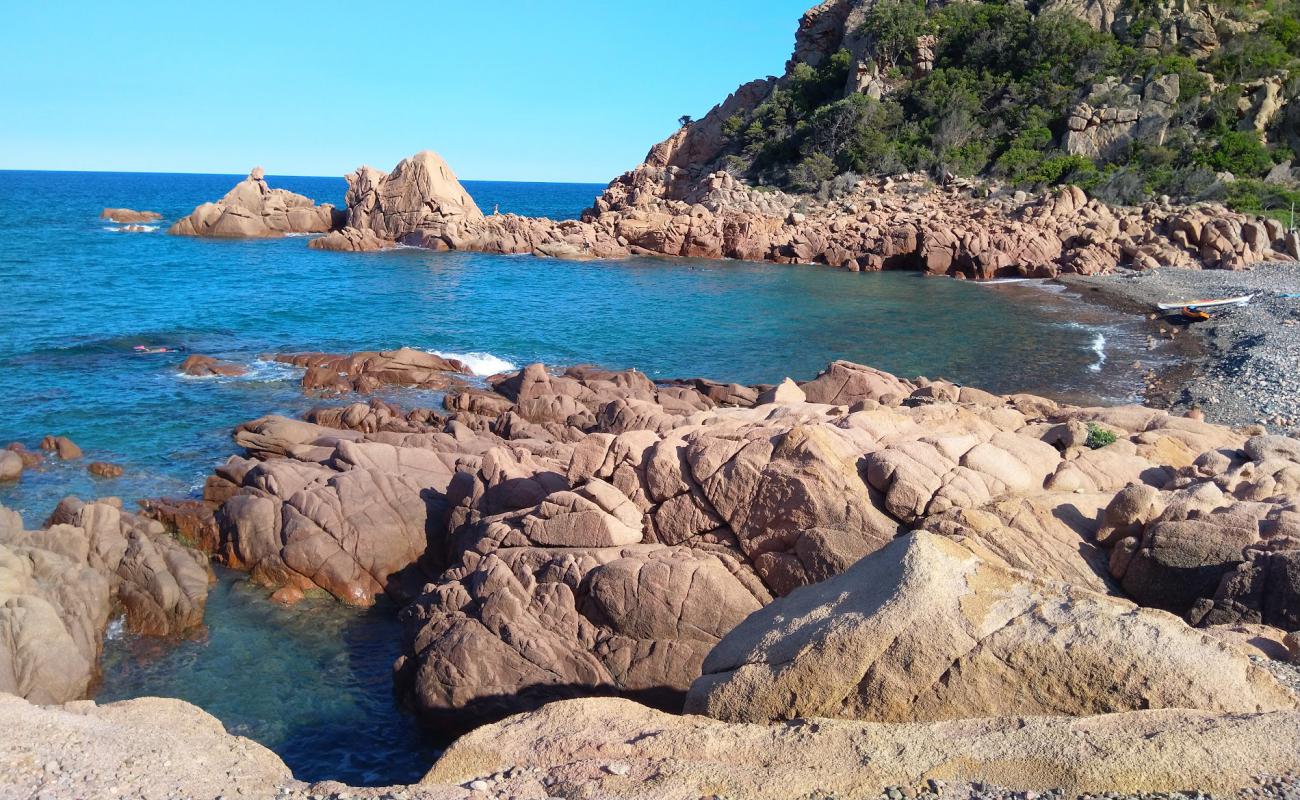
[
  {"left": 178, "top": 354, "right": 247, "bottom": 377},
  {"left": 87, "top": 461, "right": 123, "bottom": 479}
]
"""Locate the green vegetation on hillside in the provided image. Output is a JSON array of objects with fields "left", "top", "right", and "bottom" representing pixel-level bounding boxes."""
[{"left": 717, "top": 0, "right": 1300, "bottom": 216}]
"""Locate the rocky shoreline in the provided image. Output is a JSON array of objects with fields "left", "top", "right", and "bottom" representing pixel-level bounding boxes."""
[{"left": 5, "top": 353, "right": 1300, "bottom": 797}]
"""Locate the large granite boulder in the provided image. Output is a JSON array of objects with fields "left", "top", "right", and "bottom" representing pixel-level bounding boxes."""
[
  {"left": 344, "top": 150, "right": 484, "bottom": 242},
  {"left": 0, "top": 539, "right": 110, "bottom": 703},
  {"left": 685, "top": 532, "right": 1296, "bottom": 723},
  {"left": 168, "top": 167, "right": 342, "bottom": 238}
]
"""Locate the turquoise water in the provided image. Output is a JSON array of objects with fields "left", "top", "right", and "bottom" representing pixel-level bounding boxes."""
[{"left": 0, "top": 170, "right": 1160, "bottom": 784}]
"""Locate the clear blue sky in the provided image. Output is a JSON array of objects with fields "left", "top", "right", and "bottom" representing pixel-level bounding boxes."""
[{"left": 0, "top": 1, "right": 810, "bottom": 182}]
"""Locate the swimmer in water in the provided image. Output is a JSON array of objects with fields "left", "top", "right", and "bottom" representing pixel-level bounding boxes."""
[{"left": 133, "top": 345, "right": 188, "bottom": 354}]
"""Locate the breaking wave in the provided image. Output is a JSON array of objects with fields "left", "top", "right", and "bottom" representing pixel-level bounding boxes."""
[{"left": 430, "top": 350, "right": 517, "bottom": 376}]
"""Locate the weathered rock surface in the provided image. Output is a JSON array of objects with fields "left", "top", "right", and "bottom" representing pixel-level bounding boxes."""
[
  {"left": 99, "top": 208, "right": 161, "bottom": 223},
  {"left": 430, "top": 698, "right": 1300, "bottom": 799},
  {"left": 321, "top": 145, "right": 1297, "bottom": 276},
  {"left": 1093, "top": 433, "right": 1300, "bottom": 631},
  {"left": 184, "top": 354, "right": 1288, "bottom": 727},
  {"left": 0, "top": 694, "right": 293, "bottom": 800},
  {"left": 0, "top": 450, "right": 21, "bottom": 482},
  {"left": 168, "top": 167, "right": 343, "bottom": 238},
  {"left": 345, "top": 150, "right": 484, "bottom": 241},
  {"left": 274, "top": 348, "right": 470, "bottom": 394},
  {"left": 0, "top": 499, "right": 212, "bottom": 703},
  {"left": 308, "top": 225, "right": 394, "bottom": 253},
  {"left": 686, "top": 532, "right": 1296, "bottom": 723},
  {"left": 9, "top": 691, "right": 1299, "bottom": 799}
]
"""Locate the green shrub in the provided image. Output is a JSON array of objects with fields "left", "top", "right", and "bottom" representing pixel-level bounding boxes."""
[
  {"left": 712, "top": 0, "right": 1296, "bottom": 200},
  {"left": 1086, "top": 423, "right": 1119, "bottom": 449},
  {"left": 863, "top": 0, "right": 930, "bottom": 67},
  {"left": 1222, "top": 179, "right": 1300, "bottom": 221},
  {"left": 1202, "top": 131, "right": 1276, "bottom": 177},
  {"left": 788, "top": 152, "right": 838, "bottom": 192}
]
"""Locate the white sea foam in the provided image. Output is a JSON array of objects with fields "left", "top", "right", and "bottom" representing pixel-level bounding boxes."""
[
  {"left": 1088, "top": 332, "right": 1107, "bottom": 372},
  {"left": 430, "top": 350, "right": 517, "bottom": 376},
  {"left": 103, "top": 225, "right": 159, "bottom": 233},
  {"left": 242, "top": 359, "right": 305, "bottom": 382},
  {"left": 105, "top": 617, "right": 125, "bottom": 641},
  {"left": 283, "top": 232, "right": 320, "bottom": 238}
]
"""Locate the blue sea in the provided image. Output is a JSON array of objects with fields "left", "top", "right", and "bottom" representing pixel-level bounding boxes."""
[{"left": 0, "top": 169, "right": 1163, "bottom": 785}]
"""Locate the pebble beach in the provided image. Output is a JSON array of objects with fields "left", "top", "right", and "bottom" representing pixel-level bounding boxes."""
[{"left": 1062, "top": 262, "right": 1300, "bottom": 435}]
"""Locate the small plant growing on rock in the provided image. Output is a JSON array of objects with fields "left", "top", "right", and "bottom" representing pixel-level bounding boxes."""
[{"left": 1086, "top": 423, "right": 1118, "bottom": 449}]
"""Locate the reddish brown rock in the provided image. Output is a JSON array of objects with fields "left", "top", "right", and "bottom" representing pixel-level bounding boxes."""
[
  {"left": 100, "top": 208, "right": 162, "bottom": 223},
  {"left": 275, "top": 348, "right": 471, "bottom": 394},
  {"left": 308, "top": 226, "right": 393, "bottom": 252},
  {"left": 138, "top": 497, "right": 220, "bottom": 553},
  {"left": 188, "top": 357, "right": 1299, "bottom": 730},
  {"left": 178, "top": 355, "right": 246, "bottom": 377},
  {"left": 5, "top": 443, "right": 43, "bottom": 469},
  {"left": 87, "top": 462, "right": 123, "bottom": 479},
  {"left": 40, "top": 435, "right": 82, "bottom": 460}
]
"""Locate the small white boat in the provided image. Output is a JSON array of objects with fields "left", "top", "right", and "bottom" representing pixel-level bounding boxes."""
[{"left": 1155, "top": 294, "right": 1254, "bottom": 312}]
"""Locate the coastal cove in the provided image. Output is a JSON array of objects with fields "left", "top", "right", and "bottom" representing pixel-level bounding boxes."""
[{"left": 0, "top": 171, "right": 1172, "bottom": 785}]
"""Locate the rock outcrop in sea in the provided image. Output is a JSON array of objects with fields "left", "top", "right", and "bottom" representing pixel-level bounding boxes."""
[
  {"left": 100, "top": 208, "right": 161, "bottom": 224},
  {"left": 168, "top": 167, "right": 343, "bottom": 238}
]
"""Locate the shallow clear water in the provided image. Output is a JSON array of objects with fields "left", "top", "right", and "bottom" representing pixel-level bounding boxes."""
[
  {"left": 0, "top": 169, "right": 1162, "bottom": 785},
  {"left": 98, "top": 568, "right": 440, "bottom": 785}
]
